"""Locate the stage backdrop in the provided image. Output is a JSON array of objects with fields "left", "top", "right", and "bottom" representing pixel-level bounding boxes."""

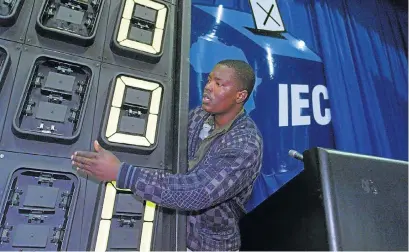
[{"left": 188, "top": 0, "right": 335, "bottom": 211}]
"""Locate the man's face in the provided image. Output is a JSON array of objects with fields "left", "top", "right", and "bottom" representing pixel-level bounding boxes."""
[{"left": 202, "top": 64, "right": 244, "bottom": 114}]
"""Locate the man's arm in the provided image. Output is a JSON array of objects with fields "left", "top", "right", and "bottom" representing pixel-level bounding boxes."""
[{"left": 116, "top": 135, "right": 262, "bottom": 211}]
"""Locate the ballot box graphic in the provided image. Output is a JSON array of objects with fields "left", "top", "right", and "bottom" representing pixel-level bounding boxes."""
[{"left": 0, "top": 0, "right": 191, "bottom": 251}]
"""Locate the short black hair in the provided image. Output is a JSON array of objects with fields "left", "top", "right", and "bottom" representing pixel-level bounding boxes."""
[{"left": 217, "top": 59, "right": 255, "bottom": 103}]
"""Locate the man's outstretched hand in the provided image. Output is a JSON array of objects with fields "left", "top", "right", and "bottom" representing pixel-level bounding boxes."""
[{"left": 71, "top": 140, "right": 121, "bottom": 181}]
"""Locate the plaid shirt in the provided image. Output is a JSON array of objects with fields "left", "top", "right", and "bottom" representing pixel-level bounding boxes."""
[{"left": 117, "top": 106, "right": 263, "bottom": 251}]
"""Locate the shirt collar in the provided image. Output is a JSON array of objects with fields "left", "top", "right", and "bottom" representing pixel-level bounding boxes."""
[{"left": 204, "top": 108, "right": 245, "bottom": 133}]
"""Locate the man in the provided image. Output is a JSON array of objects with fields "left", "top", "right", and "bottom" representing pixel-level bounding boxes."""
[{"left": 72, "top": 59, "right": 263, "bottom": 251}]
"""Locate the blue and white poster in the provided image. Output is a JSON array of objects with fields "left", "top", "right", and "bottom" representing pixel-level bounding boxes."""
[{"left": 189, "top": 0, "right": 335, "bottom": 211}]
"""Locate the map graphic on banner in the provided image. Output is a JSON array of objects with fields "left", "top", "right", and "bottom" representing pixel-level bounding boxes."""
[{"left": 190, "top": 39, "right": 262, "bottom": 113}]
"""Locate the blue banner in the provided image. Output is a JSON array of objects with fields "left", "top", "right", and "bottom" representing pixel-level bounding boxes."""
[{"left": 189, "top": 1, "right": 335, "bottom": 211}]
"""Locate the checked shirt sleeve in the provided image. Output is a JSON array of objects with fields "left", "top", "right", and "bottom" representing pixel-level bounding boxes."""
[{"left": 116, "top": 133, "right": 262, "bottom": 211}]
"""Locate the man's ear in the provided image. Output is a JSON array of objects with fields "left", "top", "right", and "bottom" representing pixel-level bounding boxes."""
[{"left": 236, "top": 90, "right": 248, "bottom": 104}]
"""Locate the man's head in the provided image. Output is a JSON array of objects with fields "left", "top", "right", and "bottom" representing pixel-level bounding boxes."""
[{"left": 202, "top": 60, "right": 255, "bottom": 115}]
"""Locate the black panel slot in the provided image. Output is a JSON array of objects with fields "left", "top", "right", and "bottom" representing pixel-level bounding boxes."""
[
  {"left": 119, "top": 87, "right": 150, "bottom": 136},
  {"left": 128, "top": 4, "right": 157, "bottom": 45},
  {"left": 114, "top": 193, "right": 144, "bottom": 216},
  {"left": 41, "top": 71, "right": 77, "bottom": 98},
  {"left": 11, "top": 224, "right": 50, "bottom": 248},
  {"left": 22, "top": 185, "right": 59, "bottom": 209},
  {"left": 0, "top": 168, "right": 79, "bottom": 251},
  {"left": 106, "top": 191, "right": 144, "bottom": 250},
  {"left": 12, "top": 56, "right": 93, "bottom": 143},
  {"left": 36, "top": 0, "right": 105, "bottom": 46},
  {"left": 118, "top": 116, "right": 146, "bottom": 135},
  {"left": 108, "top": 223, "right": 142, "bottom": 250},
  {"left": 123, "top": 87, "right": 150, "bottom": 112},
  {"left": 133, "top": 4, "right": 157, "bottom": 25},
  {"left": 0, "top": 0, "right": 24, "bottom": 26}
]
